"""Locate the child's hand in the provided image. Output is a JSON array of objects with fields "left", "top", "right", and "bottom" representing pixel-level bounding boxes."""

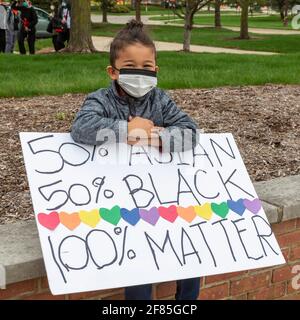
[
  {"left": 128, "top": 116, "right": 164, "bottom": 138},
  {"left": 127, "top": 116, "right": 164, "bottom": 147},
  {"left": 127, "top": 136, "right": 161, "bottom": 147},
  {"left": 128, "top": 116, "right": 155, "bottom": 140},
  {"left": 151, "top": 126, "right": 164, "bottom": 134}
]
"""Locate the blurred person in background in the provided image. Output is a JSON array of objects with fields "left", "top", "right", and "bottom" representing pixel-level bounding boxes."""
[
  {"left": 11, "top": 0, "right": 38, "bottom": 54},
  {"left": 5, "top": 1, "right": 19, "bottom": 53},
  {"left": 47, "top": 3, "right": 65, "bottom": 51},
  {"left": 56, "top": 0, "right": 70, "bottom": 50},
  {"left": 0, "top": 0, "right": 8, "bottom": 52}
]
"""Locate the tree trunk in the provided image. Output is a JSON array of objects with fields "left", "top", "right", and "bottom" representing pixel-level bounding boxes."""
[
  {"left": 135, "top": 0, "right": 141, "bottom": 22},
  {"left": 283, "top": 0, "right": 289, "bottom": 27},
  {"left": 280, "top": 10, "right": 284, "bottom": 21},
  {"left": 215, "top": 0, "right": 221, "bottom": 28},
  {"left": 131, "top": 0, "right": 135, "bottom": 10},
  {"left": 66, "top": 0, "right": 96, "bottom": 53},
  {"left": 183, "top": 13, "right": 193, "bottom": 51},
  {"left": 102, "top": 6, "right": 108, "bottom": 23},
  {"left": 240, "top": 0, "right": 249, "bottom": 39}
]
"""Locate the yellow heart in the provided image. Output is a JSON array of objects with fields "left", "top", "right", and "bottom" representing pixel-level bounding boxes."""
[
  {"left": 194, "top": 203, "right": 213, "bottom": 221},
  {"left": 79, "top": 209, "right": 100, "bottom": 228}
]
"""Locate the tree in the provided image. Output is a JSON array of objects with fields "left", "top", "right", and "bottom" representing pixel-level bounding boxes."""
[
  {"left": 172, "top": 0, "right": 212, "bottom": 52},
  {"left": 135, "top": 0, "right": 142, "bottom": 22},
  {"left": 276, "top": 0, "right": 298, "bottom": 26},
  {"left": 229, "top": 0, "right": 268, "bottom": 38},
  {"left": 66, "top": 0, "right": 96, "bottom": 52},
  {"left": 95, "top": 0, "right": 115, "bottom": 23},
  {"left": 282, "top": 0, "right": 289, "bottom": 26},
  {"left": 275, "top": 0, "right": 288, "bottom": 22},
  {"left": 214, "top": 0, "right": 223, "bottom": 28},
  {"left": 239, "top": 0, "right": 250, "bottom": 39}
]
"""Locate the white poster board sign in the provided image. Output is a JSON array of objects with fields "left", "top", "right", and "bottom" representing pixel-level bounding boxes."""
[{"left": 19, "top": 132, "right": 285, "bottom": 295}]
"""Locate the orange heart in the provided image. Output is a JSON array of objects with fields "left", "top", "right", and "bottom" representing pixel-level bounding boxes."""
[
  {"left": 177, "top": 206, "right": 196, "bottom": 223},
  {"left": 59, "top": 211, "right": 81, "bottom": 230},
  {"left": 194, "top": 203, "right": 212, "bottom": 220}
]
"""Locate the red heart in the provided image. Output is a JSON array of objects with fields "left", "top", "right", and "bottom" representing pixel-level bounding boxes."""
[
  {"left": 158, "top": 205, "right": 178, "bottom": 223},
  {"left": 37, "top": 211, "right": 60, "bottom": 230}
]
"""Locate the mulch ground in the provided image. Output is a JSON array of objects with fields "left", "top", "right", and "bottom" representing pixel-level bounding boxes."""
[{"left": 0, "top": 84, "right": 299, "bottom": 224}]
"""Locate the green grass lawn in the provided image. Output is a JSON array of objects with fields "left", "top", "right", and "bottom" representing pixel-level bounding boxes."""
[
  {"left": 12, "top": 37, "right": 53, "bottom": 54},
  {"left": 91, "top": 23, "right": 300, "bottom": 54},
  {"left": 91, "top": 4, "right": 174, "bottom": 16},
  {"left": 35, "top": 38, "right": 53, "bottom": 51},
  {"left": 91, "top": 10, "right": 243, "bottom": 16},
  {"left": 92, "top": 10, "right": 168, "bottom": 16},
  {"left": 150, "top": 14, "right": 297, "bottom": 30},
  {"left": 1, "top": 51, "right": 300, "bottom": 97}
]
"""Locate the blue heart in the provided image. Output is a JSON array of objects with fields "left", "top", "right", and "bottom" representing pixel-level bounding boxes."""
[
  {"left": 227, "top": 199, "right": 246, "bottom": 216},
  {"left": 121, "top": 208, "right": 140, "bottom": 226}
]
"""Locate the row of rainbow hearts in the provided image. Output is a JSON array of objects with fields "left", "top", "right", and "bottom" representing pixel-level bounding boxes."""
[{"left": 37, "top": 198, "right": 262, "bottom": 231}]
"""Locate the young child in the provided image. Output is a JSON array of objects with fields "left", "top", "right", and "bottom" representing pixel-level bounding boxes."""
[{"left": 71, "top": 19, "right": 200, "bottom": 300}]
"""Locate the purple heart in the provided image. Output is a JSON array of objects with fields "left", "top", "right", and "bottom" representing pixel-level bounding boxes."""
[
  {"left": 139, "top": 207, "right": 160, "bottom": 226},
  {"left": 243, "top": 198, "right": 262, "bottom": 214},
  {"left": 227, "top": 198, "right": 246, "bottom": 216}
]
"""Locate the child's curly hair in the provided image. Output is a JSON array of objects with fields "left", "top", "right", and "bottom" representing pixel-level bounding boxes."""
[{"left": 109, "top": 19, "right": 157, "bottom": 68}]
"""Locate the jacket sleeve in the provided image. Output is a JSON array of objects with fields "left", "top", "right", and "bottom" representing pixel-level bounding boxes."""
[
  {"left": 70, "top": 92, "right": 128, "bottom": 145},
  {"left": 29, "top": 8, "right": 38, "bottom": 29},
  {"left": 159, "top": 91, "right": 200, "bottom": 152}
]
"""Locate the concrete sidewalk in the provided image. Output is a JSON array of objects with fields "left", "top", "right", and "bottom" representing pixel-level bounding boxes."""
[
  {"left": 92, "top": 36, "right": 278, "bottom": 55},
  {"left": 220, "top": 26, "right": 300, "bottom": 35}
]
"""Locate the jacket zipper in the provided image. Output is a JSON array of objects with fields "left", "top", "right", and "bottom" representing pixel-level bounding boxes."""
[{"left": 128, "top": 97, "right": 135, "bottom": 119}]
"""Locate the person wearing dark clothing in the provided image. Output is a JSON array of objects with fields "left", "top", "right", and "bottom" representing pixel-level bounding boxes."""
[
  {"left": 5, "top": 5, "right": 19, "bottom": 53},
  {"left": 56, "top": 1, "right": 70, "bottom": 50},
  {"left": 12, "top": 0, "right": 37, "bottom": 54},
  {"left": 47, "top": 6, "right": 65, "bottom": 52},
  {"left": 0, "top": 1, "right": 8, "bottom": 53}
]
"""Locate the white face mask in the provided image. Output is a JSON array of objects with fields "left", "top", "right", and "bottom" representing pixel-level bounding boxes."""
[{"left": 116, "top": 68, "right": 157, "bottom": 98}]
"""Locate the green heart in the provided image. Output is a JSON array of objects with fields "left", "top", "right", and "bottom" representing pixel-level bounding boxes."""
[
  {"left": 100, "top": 205, "right": 121, "bottom": 226},
  {"left": 211, "top": 202, "right": 229, "bottom": 218}
]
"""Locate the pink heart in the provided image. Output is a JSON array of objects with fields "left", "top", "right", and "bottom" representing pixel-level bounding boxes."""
[
  {"left": 243, "top": 198, "right": 262, "bottom": 214},
  {"left": 158, "top": 205, "right": 178, "bottom": 223},
  {"left": 37, "top": 211, "right": 60, "bottom": 230}
]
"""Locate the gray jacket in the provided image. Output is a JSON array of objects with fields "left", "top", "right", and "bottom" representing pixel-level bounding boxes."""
[
  {"left": 0, "top": 5, "right": 7, "bottom": 30},
  {"left": 6, "top": 8, "right": 15, "bottom": 32},
  {"left": 71, "top": 80, "right": 200, "bottom": 152}
]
